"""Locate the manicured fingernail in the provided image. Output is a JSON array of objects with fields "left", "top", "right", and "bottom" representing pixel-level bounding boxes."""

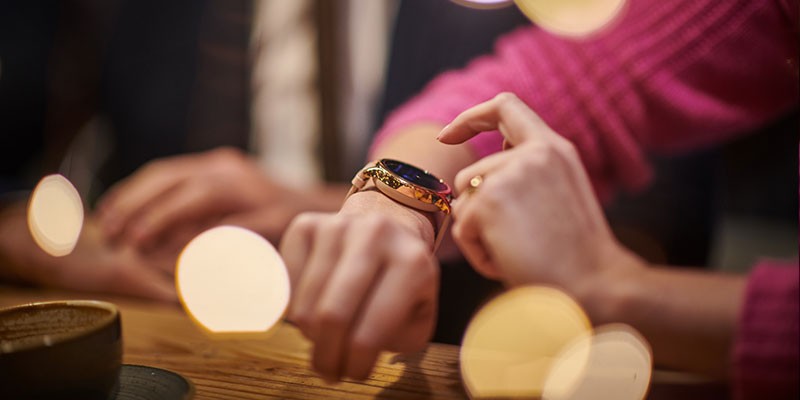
[{"left": 436, "top": 124, "right": 451, "bottom": 141}]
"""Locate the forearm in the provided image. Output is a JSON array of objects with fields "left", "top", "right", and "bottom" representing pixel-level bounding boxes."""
[
  {"left": 592, "top": 262, "right": 746, "bottom": 379},
  {"left": 374, "top": 0, "right": 795, "bottom": 203}
]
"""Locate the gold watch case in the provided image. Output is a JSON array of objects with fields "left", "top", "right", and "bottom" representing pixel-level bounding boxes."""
[{"left": 346, "top": 159, "right": 453, "bottom": 252}]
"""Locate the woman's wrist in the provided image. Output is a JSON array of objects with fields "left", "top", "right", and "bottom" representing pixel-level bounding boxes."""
[
  {"left": 575, "top": 244, "right": 650, "bottom": 325},
  {"left": 339, "top": 189, "right": 437, "bottom": 249}
]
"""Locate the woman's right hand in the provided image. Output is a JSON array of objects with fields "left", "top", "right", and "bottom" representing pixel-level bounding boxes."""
[
  {"left": 279, "top": 190, "right": 440, "bottom": 382},
  {"left": 438, "top": 93, "right": 643, "bottom": 294}
]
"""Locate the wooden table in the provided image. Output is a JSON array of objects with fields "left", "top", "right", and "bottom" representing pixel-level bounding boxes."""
[
  {"left": 1, "top": 286, "right": 730, "bottom": 399},
  {"left": 0, "top": 286, "right": 467, "bottom": 399}
]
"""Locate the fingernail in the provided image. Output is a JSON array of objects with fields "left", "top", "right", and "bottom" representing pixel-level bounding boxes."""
[{"left": 436, "top": 124, "right": 450, "bottom": 141}]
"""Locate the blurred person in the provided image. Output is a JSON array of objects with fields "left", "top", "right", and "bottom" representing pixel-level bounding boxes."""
[
  {"left": 439, "top": 94, "right": 798, "bottom": 399},
  {"left": 92, "top": 0, "right": 349, "bottom": 262},
  {"left": 0, "top": 0, "right": 252, "bottom": 300},
  {"left": 279, "top": 0, "right": 797, "bottom": 387}
]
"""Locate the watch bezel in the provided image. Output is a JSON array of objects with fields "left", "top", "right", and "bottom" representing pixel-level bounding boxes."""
[
  {"left": 364, "top": 159, "right": 452, "bottom": 214},
  {"left": 346, "top": 159, "right": 453, "bottom": 253}
]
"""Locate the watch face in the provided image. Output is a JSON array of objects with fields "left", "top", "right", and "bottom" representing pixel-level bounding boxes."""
[{"left": 382, "top": 159, "right": 449, "bottom": 192}]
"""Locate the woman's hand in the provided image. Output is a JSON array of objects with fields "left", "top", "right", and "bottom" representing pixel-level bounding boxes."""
[
  {"left": 279, "top": 190, "right": 440, "bottom": 382},
  {"left": 96, "top": 147, "right": 344, "bottom": 256},
  {"left": 438, "top": 93, "right": 642, "bottom": 294},
  {"left": 0, "top": 204, "right": 176, "bottom": 301}
]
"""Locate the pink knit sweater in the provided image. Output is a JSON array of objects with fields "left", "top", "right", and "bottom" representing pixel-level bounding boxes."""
[
  {"left": 372, "top": 0, "right": 799, "bottom": 397},
  {"left": 374, "top": 0, "right": 798, "bottom": 200}
]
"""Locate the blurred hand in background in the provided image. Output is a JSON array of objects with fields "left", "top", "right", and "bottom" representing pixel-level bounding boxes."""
[
  {"left": 96, "top": 147, "right": 346, "bottom": 262},
  {"left": 0, "top": 203, "right": 176, "bottom": 301}
]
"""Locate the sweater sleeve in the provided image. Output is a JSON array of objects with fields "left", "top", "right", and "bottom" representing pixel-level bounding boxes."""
[
  {"left": 733, "top": 262, "right": 799, "bottom": 399},
  {"left": 372, "top": 0, "right": 798, "bottom": 200}
]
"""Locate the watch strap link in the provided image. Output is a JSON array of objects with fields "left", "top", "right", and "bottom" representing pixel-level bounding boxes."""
[{"left": 346, "top": 160, "right": 450, "bottom": 253}]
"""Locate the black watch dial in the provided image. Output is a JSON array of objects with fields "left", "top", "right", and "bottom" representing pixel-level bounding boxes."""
[{"left": 381, "top": 159, "right": 449, "bottom": 192}]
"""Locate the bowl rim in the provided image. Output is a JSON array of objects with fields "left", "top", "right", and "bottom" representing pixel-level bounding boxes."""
[{"left": 0, "top": 299, "right": 120, "bottom": 354}]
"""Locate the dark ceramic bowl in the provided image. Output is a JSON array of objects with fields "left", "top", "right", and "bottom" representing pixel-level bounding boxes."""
[{"left": 0, "top": 300, "right": 122, "bottom": 399}]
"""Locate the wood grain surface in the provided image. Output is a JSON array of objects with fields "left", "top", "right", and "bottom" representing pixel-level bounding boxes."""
[
  {"left": 0, "top": 286, "right": 467, "bottom": 399},
  {"left": 1, "top": 286, "right": 731, "bottom": 399}
]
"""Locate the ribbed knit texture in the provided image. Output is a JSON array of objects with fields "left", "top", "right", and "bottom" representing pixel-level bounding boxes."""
[
  {"left": 371, "top": 0, "right": 799, "bottom": 397},
  {"left": 372, "top": 0, "right": 798, "bottom": 201},
  {"left": 734, "top": 262, "right": 799, "bottom": 399}
]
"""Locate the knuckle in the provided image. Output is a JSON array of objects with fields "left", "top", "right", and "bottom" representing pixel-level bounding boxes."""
[
  {"left": 289, "top": 309, "right": 312, "bottom": 332},
  {"left": 397, "top": 246, "right": 438, "bottom": 283},
  {"left": 210, "top": 146, "right": 243, "bottom": 161},
  {"left": 369, "top": 212, "right": 393, "bottom": 225},
  {"left": 187, "top": 179, "right": 214, "bottom": 198},
  {"left": 140, "top": 158, "right": 166, "bottom": 175},
  {"left": 351, "top": 331, "right": 381, "bottom": 355},
  {"left": 410, "top": 246, "right": 433, "bottom": 267},
  {"left": 494, "top": 91, "right": 519, "bottom": 105},
  {"left": 358, "top": 215, "right": 391, "bottom": 237},
  {"left": 451, "top": 222, "right": 462, "bottom": 240},
  {"left": 480, "top": 185, "right": 505, "bottom": 210},
  {"left": 316, "top": 307, "right": 348, "bottom": 330},
  {"left": 523, "top": 145, "right": 554, "bottom": 168},
  {"left": 319, "top": 215, "right": 348, "bottom": 236},
  {"left": 451, "top": 222, "right": 469, "bottom": 246},
  {"left": 396, "top": 241, "right": 430, "bottom": 265},
  {"left": 454, "top": 170, "right": 471, "bottom": 192},
  {"left": 288, "top": 212, "right": 322, "bottom": 232},
  {"left": 556, "top": 139, "right": 579, "bottom": 160},
  {"left": 209, "top": 147, "right": 245, "bottom": 170}
]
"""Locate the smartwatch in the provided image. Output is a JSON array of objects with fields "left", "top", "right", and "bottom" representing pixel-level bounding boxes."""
[{"left": 346, "top": 159, "right": 453, "bottom": 252}]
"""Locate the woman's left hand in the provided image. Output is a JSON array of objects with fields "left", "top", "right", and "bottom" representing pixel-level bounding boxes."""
[{"left": 437, "top": 93, "right": 640, "bottom": 293}]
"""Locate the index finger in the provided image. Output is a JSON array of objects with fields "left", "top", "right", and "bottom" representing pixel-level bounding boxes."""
[{"left": 436, "top": 92, "right": 555, "bottom": 148}]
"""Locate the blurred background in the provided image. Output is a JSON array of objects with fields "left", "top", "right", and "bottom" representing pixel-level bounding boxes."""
[{"left": 0, "top": 0, "right": 796, "bottom": 342}]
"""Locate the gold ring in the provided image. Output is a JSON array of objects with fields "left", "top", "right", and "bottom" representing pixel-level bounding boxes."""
[{"left": 466, "top": 175, "right": 483, "bottom": 195}]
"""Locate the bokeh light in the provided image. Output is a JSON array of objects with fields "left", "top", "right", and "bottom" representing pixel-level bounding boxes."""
[
  {"left": 513, "top": 0, "right": 627, "bottom": 37},
  {"left": 461, "top": 286, "right": 592, "bottom": 398},
  {"left": 450, "top": 0, "right": 515, "bottom": 9},
  {"left": 543, "top": 324, "right": 652, "bottom": 400},
  {"left": 27, "top": 174, "right": 84, "bottom": 257},
  {"left": 176, "top": 225, "right": 290, "bottom": 338}
]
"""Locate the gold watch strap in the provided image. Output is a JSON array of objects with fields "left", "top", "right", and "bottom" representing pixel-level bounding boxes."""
[
  {"left": 432, "top": 213, "right": 450, "bottom": 253},
  {"left": 346, "top": 161, "right": 451, "bottom": 253}
]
